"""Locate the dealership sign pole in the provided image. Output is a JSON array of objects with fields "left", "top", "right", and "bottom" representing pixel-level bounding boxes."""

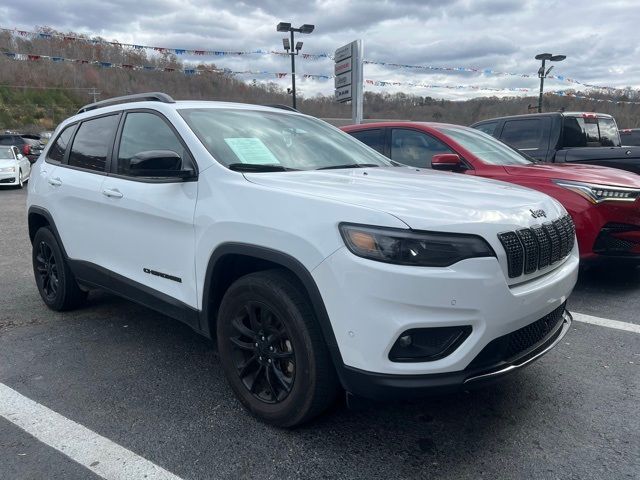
[{"left": 334, "top": 40, "right": 363, "bottom": 124}]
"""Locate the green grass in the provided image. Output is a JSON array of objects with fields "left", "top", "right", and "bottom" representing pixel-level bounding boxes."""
[{"left": 0, "top": 87, "right": 82, "bottom": 131}]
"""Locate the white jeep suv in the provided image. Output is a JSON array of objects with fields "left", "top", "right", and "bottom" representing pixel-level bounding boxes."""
[{"left": 27, "top": 93, "right": 578, "bottom": 427}]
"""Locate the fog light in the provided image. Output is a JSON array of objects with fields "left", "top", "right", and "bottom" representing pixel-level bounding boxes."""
[{"left": 389, "top": 326, "right": 472, "bottom": 362}]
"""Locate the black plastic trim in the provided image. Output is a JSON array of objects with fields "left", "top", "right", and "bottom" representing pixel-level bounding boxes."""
[
  {"left": 68, "top": 260, "right": 200, "bottom": 331},
  {"left": 201, "top": 243, "right": 344, "bottom": 368},
  {"left": 342, "top": 309, "right": 570, "bottom": 401}
]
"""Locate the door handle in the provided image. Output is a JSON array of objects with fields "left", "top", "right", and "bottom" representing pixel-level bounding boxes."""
[
  {"left": 48, "top": 177, "right": 62, "bottom": 187},
  {"left": 102, "top": 188, "right": 123, "bottom": 199}
]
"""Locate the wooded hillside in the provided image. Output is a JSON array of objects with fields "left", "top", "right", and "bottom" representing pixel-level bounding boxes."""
[{"left": 1, "top": 27, "right": 639, "bottom": 131}]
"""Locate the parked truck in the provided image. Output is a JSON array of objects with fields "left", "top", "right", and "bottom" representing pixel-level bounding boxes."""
[{"left": 471, "top": 112, "right": 640, "bottom": 175}]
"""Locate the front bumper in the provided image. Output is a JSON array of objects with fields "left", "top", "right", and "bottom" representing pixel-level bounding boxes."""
[
  {"left": 592, "top": 223, "right": 640, "bottom": 258},
  {"left": 312, "top": 246, "right": 578, "bottom": 377},
  {"left": 0, "top": 172, "right": 18, "bottom": 185},
  {"left": 341, "top": 309, "right": 572, "bottom": 400}
]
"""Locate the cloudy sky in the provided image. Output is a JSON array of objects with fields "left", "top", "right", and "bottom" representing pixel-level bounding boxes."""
[{"left": 1, "top": 0, "right": 639, "bottom": 100}]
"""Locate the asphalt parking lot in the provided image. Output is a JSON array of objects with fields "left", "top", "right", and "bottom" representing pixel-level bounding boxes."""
[{"left": 1, "top": 186, "right": 638, "bottom": 480}]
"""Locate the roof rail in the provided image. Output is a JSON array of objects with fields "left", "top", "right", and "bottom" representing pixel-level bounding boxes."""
[
  {"left": 264, "top": 104, "right": 301, "bottom": 113},
  {"left": 77, "top": 92, "right": 175, "bottom": 114}
]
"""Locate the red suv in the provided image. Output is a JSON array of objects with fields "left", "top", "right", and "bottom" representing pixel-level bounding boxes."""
[{"left": 342, "top": 122, "right": 640, "bottom": 264}]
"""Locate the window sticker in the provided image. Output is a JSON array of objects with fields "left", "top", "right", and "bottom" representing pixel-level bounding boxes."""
[{"left": 224, "top": 137, "right": 280, "bottom": 164}]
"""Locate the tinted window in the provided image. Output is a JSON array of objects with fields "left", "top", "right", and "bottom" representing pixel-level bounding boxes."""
[
  {"left": 501, "top": 119, "right": 543, "bottom": 149},
  {"left": 0, "top": 136, "right": 20, "bottom": 146},
  {"left": 598, "top": 118, "right": 620, "bottom": 147},
  {"left": 117, "top": 112, "right": 189, "bottom": 175},
  {"left": 562, "top": 117, "right": 587, "bottom": 147},
  {"left": 68, "top": 115, "right": 119, "bottom": 172},
  {"left": 475, "top": 122, "right": 498, "bottom": 136},
  {"left": 47, "top": 126, "right": 75, "bottom": 163},
  {"left": 349, "top": 129, "right": 384, "bottom": 154},
  {"left": 620, "top": 130, "right": 640, "bottom": 146},
  {"left": 390, "top": 129, "right": 453, "bottom": 168}
]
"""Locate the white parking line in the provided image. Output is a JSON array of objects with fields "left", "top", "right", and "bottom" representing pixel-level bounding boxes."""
[
  {"left": 571, "top": 312, "right": 640, "bottom": 334},
  {"left": 0, "top": 383, "right": 184, "bottom": 480}
]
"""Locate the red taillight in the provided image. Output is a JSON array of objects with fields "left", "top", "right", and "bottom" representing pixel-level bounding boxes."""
[
  {"left": 22, "top": 144, "right": 31, "bottom": 155},
  {"left": 582, "top": 113, "right": 598, "bottom": 119}
]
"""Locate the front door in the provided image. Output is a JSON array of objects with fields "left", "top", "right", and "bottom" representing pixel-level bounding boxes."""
[{"left": 98, "top": 110, "right": 199, "bottom": 309}]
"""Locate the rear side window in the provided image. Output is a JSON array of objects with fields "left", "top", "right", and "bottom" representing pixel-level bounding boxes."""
[
  {"left": 501, "top": 119, "right": 543, "bottom": 149},
  {"left": 0, "top": 136, "right": 19, "bottom": 146},
  {"left": 349, "top": 129, "right": 384, "bottom": 154},
  {"left": 68, "top": 115, "right": 119, "bottom": 172},
  {"left": 47, "top": 126, "right": 75, "bottom": 163},
  {"left": 598, "top": 118, "right": 620, "bottom": 147},
  {"left": 390, "top": 129, "right": 453, "bottom": 168},
  {"left": 474, "top": 122, "right": 498, "bottom": 136},
  {"left": 620, "top": 130, "right": 640, "bottom": 146},
  {"left": 116, "top": 112, "right": 190, "bottom": 175}
]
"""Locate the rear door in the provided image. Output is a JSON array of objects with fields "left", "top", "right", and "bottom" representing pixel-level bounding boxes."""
[
  {"left": 46, "top": 113, "right": 119, "bottom": 265},
  {"left": 98, "top": 109, "right": 199, "bottom": 309}
]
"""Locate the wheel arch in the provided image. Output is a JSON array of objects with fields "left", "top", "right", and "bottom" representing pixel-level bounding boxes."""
[
  {"left": 28, "top": 206, "right": 64, "bottom": 251},
  {"left": 200, "top": 243, "right": 344, "bottom": 369}
]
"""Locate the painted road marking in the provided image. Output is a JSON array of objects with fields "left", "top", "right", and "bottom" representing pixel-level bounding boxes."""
[
  {"left": 572, "top": 312, "right": 640, "bottom": 334},
  {"left": 0, "top": 383, "right": 183, "bottom": 480}
]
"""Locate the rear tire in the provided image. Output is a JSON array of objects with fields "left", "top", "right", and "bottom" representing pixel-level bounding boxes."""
[
  {"left": 217, "top": 269, "right": 338, "bottom": 427},
  {"left": 32, "top": 227, "right": 87, "bottom": 311}
]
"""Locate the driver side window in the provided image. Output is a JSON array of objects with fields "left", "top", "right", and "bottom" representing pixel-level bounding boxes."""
[
  {"left": 117, "top": 112, "right": 190, "bottom": 175},
  {"left": 390, "top": 129, "right": 453, "bottom": 168}
]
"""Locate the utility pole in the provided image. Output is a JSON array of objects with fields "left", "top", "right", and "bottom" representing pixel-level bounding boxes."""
[{"left": 88, "top": 87, "right": 100, "bottom": 103}]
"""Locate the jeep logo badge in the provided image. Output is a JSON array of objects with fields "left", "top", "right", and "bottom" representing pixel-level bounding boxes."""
[{"left": 530, "top": 209, "right": 547, "bottom": 219}]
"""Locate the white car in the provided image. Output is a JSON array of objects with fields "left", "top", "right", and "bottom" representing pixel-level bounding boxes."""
[
  {"left": 0, "top": 145, "right": 31, "bottom": 187},
  {"left": 27, "top": 93, "right": 578, "bottom": 427}
]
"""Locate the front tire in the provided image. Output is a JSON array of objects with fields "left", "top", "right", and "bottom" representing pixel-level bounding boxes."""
[
  {"left": 217, "top": 270, "right": 338, "bottom": 427},
  {"left": 17, "top": 170, "right": 23, "bottom": 188},
  {"left": 32, "top": 227, "right": 87, "bottom": 311}
]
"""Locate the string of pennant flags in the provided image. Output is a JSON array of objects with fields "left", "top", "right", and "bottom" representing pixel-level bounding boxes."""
[
  {"left": 3, "top": 49, "right": 640, "bottom": 105},
  {"left": 0, "top": 25, "right": 633, "bottom": 92}
]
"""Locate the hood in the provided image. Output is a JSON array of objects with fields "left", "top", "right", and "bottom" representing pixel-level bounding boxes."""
[
  {"left": 504, "top": 163, "right": 640, "bottom": 188},
  {"left": 244, "top": 166, "right": 566, "bottom": 232},
  {"left": 0, "top": 159, "right": 17, "bottom": 168}
]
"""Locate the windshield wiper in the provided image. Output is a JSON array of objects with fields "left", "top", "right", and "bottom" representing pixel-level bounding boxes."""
[
  {"left": 227, "top": 163, "right": 299, "bottom": 172},
  {"left": 316, "top": 163, "right": 381, "bottom": 170}
]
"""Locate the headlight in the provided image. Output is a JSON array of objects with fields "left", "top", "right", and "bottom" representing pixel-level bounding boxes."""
[
  {"left": 339, "top": 223, "right": 495, "bottom": 267},
  {"left": 0, "top": 166, "right": 15, "bottom": 173},
  {"left": 553, "top": 179, "right": 640, "bottom": 203}
]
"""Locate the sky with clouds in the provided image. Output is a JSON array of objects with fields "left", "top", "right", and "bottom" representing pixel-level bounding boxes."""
[{"left": 1, "top": 0, "right": 639, "bottom": 100}]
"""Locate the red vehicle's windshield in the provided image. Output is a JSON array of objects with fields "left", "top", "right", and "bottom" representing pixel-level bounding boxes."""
[{"left": 436, "top": 126, "right": 533, "bottom": 166}]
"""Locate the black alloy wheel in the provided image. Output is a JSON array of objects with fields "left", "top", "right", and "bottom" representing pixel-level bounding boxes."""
[
  {"left": 217, "top": 270, "right": 338, "bottom": 427},
  {"left": 32, "top": 227, "right": 87, "bottom": 311},
  {"left": 35, "top": 240, "right": 59, "bottom": 302},
  {"left": 229, "top": 301, "right": 295, "bottom": 404}
]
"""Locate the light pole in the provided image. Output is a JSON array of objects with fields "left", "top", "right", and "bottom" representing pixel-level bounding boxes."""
[
  {"left": 277, "top": 22, "right": 315, "bottom": 109},
  {"left": 535, "top": 53, "right": 566, "bottom": 113}
]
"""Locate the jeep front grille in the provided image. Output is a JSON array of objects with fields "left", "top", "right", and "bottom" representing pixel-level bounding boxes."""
[{"left": 498, "top": 215, "right": 575, "bottom": 278}]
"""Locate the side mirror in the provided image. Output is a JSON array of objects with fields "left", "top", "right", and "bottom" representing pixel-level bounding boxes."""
[
  {"left": 128, "top": 150, "right": 194, "bottom": 178},
  {"left": 431, "top": 153, "right": 464, "bottom": 172}
]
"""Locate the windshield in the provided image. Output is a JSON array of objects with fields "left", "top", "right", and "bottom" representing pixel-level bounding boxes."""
[
  {"left": 179, "top": 108, "right": 392, "bottom": 171},
  {"left": 436, "top": 126, "right": 532, "bottom": 165},
  {"left": 0, "top": 147, "right": 14, "bottom": 159}
]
